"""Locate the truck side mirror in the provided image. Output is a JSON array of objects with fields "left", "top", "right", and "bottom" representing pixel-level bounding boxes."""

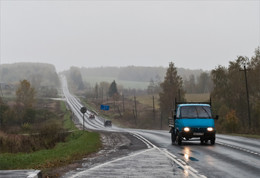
[{"left": 215, "top": 115, "right": 219, "bottom": 120}]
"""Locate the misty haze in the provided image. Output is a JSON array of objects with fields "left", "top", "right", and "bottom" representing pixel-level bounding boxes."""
[{"left": 0, "top": 1, "right": 259, "bottom": 178}]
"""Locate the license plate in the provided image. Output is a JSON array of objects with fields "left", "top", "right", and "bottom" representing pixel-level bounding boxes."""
[{"left": 193, "top": 133, "right": 204, "bottom": 136}]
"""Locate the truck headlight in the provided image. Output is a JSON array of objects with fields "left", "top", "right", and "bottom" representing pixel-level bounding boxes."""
[
  {"left": 184, "top": 127, "right": 190, "bottom": 132},
  {"left": 207, "top": 127, "right": 214, "bottom": 132}
]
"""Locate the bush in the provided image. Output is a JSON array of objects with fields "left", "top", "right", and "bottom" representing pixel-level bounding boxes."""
[{"left": 223, "top": 110, "right": 240, "bottom": 133}]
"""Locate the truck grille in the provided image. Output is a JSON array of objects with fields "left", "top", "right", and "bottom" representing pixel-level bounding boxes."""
[{"left": 192, "top": 128, "right": 207, "bottom": 132}]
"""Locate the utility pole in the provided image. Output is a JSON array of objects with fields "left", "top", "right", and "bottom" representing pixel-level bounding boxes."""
[
  {"left": 134, "top": 95, "right": 137, "bottom": 124},
  {"left": 101, "top": 87, "right": 103, "bottom": 103},
  {"left": 153, "top": 95, "right": 155, "bottom": 120},
  {"left": 122, "top": 94, "right": 125, "bottom": 112},
  {"left": 160, "top": 111, "right": 163, "bottom": 130},
  {"left": 240, "top": 63, "right": 251, "bottom": 129}
]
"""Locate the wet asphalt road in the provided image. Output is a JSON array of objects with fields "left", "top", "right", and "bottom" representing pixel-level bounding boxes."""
[
  {"left": 132, "top": 129, "right": 260, "bottom": 178},
  {"left": 61, "top": 76, "right": 260, "bottom": 178}
]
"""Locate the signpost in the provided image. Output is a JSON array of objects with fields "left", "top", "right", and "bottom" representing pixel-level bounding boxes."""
[
  {"left": 80, "top": 107, "right": 87, "bottom": 130},
  {"left": 100, "top": 105, "right": 110, "bottom": 111}
]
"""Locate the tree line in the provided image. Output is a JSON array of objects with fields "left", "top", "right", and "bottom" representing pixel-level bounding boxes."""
[
  {"left": 211, "top": 47, "right": 260, "bottom": 133},
  {"left": 0, "top": 63, "right": 59, "bottom": 98},
  {"left": 65, "top": 47, "right": 260, "bottom": 133},
  {"left": 157, "top": 47, "right": 260, "bottom": 133}
]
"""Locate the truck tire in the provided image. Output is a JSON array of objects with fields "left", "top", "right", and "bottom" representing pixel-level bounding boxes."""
[
  {"left": 171, "top": 132, "right": 176, "bottom": 145},
  {"left": 210, "top": 138, "right": 215, "bottom": 145},
  {"left": 177, "top": 132, "right": 182, "bottom": 145},
  {"left": 200, "top": 139, "right": 205, "bottom": 145}
]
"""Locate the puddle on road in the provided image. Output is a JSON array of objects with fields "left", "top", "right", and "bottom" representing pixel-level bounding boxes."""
[{"left": 178, "top": 153, "right": 199, "bottom": 161}]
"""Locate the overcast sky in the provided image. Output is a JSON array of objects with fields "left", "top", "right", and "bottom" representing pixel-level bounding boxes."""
[{"left": 0, "top": 0, "right": 259, "bottom": 72}]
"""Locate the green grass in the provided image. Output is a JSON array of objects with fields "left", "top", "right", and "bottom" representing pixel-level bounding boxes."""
[
  {"left": 0, "top": 101, "right": 101, "bottom": 170},
  {"left": 84, "top": 76, "right": 149, "bottom": 90},
  {"left": 0, "top": 131, "right": 101, "bottom": 170},
  {"left": 60, "top": 101, "right": 77, "bottom": 130}
]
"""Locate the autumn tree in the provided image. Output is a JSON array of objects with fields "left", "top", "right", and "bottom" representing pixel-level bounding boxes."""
[
  {"left": 159, "top": 62, "right": 185, "bottom": 116},
  {"left": 16, "top": 80, "right": 35, "bottom": 108},
  {"left": 0, "top": 97, "right": 9, "bottom": 126},
  {"left": 211, "top": 47, "right": 260, "bottom": 133}
]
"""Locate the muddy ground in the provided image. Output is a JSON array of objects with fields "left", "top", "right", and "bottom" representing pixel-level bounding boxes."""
[{"left": 43, "top": 131, "right": 147, "bottom": 178}]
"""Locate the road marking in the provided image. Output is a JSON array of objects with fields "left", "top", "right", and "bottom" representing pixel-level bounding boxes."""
[
  {"left": 131, "top": 133, "right": 153, "bottom": 149},
  {"left": 131, "top": 132, "right": 206, "bottom": 178},
  {"left": 69, "top": 148, "right": 155, "bottom": 178},
  {"left": 217, "top": 141, "right": 260, "bottom": 157}
]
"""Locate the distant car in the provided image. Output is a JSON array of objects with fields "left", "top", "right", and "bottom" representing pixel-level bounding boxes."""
[
  {"left": 104, "top": 120, "right": 112, "bottom": 127},
  {"left": 89, "top": 114, "right": 95, "bottom": 119}
]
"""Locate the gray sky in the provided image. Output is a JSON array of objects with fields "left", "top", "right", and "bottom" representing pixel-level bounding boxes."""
[{"left": 0, "top": 0, "right": 259, "bottom": 72}]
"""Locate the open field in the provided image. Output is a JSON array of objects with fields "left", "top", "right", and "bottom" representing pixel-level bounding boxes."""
[
  {"left": 133, "top": 93, "right": 210, "bottom": 109},
  {"left": 185, "top": 93, "right": 210, "bottom": 102},
  {"left": 83, "top": 76, "right": 149, "bottom": 90},
  {"left": 134, "top": 94, "right": 160, "bottom": 109}
]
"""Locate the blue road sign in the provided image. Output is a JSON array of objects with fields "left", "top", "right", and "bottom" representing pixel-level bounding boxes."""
[{"left": 100, "top": 105, "right": 110, "bottom": 111}]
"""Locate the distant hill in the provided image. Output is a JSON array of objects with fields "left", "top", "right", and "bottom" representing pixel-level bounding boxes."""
[{"left": 0, "top": 62, "right": 59, "bottom": 88}]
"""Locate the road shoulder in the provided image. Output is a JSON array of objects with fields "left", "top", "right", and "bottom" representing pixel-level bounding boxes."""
[{"left": 43, "top": 131, "right": 147, "bottom": 177}]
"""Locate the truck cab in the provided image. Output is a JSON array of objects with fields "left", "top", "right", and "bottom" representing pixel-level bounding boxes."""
[{"left": 169, "top": 102, "right": 218, "bottom": 145}]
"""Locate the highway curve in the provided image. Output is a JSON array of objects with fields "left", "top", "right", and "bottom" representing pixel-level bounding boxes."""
[{"left": 61, "top": 76, "right": 260, "bottom": 178}]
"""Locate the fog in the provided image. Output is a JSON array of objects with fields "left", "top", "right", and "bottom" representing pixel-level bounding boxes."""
[{"left": 0, "top": 0, "right": 259, "bottom": 71}]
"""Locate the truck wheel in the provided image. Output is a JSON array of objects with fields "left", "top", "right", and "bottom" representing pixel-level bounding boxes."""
[
  {"left": 177, "top": 132, "right": 182, "bottom": 145},
  {"left": 210, "top": 138, "right": 215, "bottom": 145},
  {"left": 171, "top": 132, "right": 176, "bottom": 145},
  {"left": 200, "top": 139, "right": 204, "bottom": 145}
]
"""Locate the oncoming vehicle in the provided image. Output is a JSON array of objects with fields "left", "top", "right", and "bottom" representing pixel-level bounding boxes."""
[
  {"left": 104, "top": 120, "right": 112, "bottom": 127},
  {"left": 89, "top": 114, "right": 95, "bottom": 119},
  {"left": 169, "top": 101, "right": 218, "bottom": 145}
]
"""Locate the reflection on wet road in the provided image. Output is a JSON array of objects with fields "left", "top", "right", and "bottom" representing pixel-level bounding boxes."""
[
  {"left": 62, "top": 76, "right": 260, "bottom": 178},
  {"left": 134, "top": 129, "right": 260, "bottom": 178}
]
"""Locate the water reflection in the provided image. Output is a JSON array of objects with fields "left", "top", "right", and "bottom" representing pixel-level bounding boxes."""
[{"left": 184, "top": 147, "right": 191, "bottom": 161}]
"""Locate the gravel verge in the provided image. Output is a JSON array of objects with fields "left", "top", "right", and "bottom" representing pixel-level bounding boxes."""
[{"left": 43, "top": 131, "right": 147, "bottom": 177}]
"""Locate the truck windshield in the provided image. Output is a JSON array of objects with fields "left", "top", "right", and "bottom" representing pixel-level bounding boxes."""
[{"left": 180, "top": 106, "right": 212, "bottom": 118}]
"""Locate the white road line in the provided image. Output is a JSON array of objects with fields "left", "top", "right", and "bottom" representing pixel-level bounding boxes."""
[
  {"left": 131, "top": 133, "right": 153, "bottom": 149},
  {"left": 131, "top": 132, "right": 206, "bottom": 178},
  {"left": 69, "top": 148, "right": 156, "bottom": 178},
  {"left": 217, "top": 141, "right": 260, "bottom": 157}
]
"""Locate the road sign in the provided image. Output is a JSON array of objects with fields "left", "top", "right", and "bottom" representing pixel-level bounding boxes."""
[
  {"left": 80, "top": 107, "right": 87, "bottom": 114},
  {"left": 100, "top": 105, "right": 109, "bottom": 111}
]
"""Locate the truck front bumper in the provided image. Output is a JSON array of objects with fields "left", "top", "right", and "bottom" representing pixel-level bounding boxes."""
[{"left": 180, "top": 130, "right": 216, "bottom": 139}]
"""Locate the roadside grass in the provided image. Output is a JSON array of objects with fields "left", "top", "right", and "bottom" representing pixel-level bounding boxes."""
[
  {"left": 0, "top": 131, "right": 101, "bottom": 170},
  {"left": 61, "top": 101, "right": 77, "bottom": 130},
  {"left": 226, "top": 133, "right": 260, "bottom": 139},
  {"left": 134, "top": 94, "right": 160, "bottom": 109},
  {"left": 0, "top": 101, "right": 101, "bottom": 170}
]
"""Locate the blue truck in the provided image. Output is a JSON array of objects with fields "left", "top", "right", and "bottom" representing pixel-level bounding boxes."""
[{"left": 169, "top": 101, "right": 218, "bottom": 145}]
